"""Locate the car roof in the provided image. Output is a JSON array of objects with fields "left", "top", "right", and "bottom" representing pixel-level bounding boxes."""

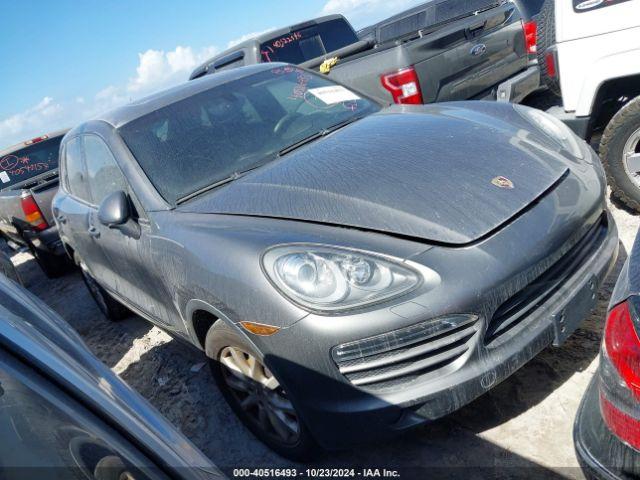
[
  {"left": 71, "top": 63, "right": 284, "bottom": 133},
  {"left": 0, "top": 129, "right": 70, "bottom": 157}
]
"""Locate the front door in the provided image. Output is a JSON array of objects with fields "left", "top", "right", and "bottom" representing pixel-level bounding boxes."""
[
  {"left": 54, "top": 136, "right": 111, "bottom": 280},
  {"left": 81, "top": 135, "right": 179, "bottom": 330}
]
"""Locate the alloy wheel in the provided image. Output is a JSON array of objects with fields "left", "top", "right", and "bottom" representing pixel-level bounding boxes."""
[
  {"left": 622, "top": 127, "right": 640, "bottom": 187},
  {"left": 219, "top": 346, "right": 300, "bottom": 445}
]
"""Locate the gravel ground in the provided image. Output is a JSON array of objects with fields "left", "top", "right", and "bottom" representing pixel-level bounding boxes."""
[{"left": 6, "top": 199, "right": 639, "bottom": 479}]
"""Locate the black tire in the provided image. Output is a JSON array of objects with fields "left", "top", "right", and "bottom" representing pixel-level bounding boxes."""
[
  {"left": 600, "top": 96, "right": 640, "bottom": 212},
  {"left": 80, "top": 267, "right": 130, "bottom": 321},
  {"left": 205, "top": 321, "right": 319, "bottom": 461},
  {"left": 536, "top": 0, "right": 561, "bottom": 97}
]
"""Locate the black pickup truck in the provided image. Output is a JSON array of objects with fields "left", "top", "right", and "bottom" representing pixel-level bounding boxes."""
[{"left": 190, "top": 0, "right": 539, "bottom": 105}]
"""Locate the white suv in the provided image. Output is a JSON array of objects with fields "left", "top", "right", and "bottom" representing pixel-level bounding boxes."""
[{"left": 537, "top": 0, "right": 640, "bottom": 209}]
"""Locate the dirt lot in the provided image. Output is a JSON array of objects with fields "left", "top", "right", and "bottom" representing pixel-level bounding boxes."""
[{"left": 5, "top": 193, "right": 639, "bottom": 479}]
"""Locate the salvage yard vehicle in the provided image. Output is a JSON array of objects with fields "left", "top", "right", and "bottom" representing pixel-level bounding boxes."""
[
  {"left": 574, "top": 228, "right": 640, "bottom": 480},
  {"left": 190, "top": 0, "right": 540, "bottom": 105},
  {"left": 0, "top": 271, "right": 223, "bottom": 479},
  {"left": 0, "top": 130, "right": 70, "bottom": 277},
  {"left": 54, "top": 63, "right": 617, "bottom": 460},
  {"left": 536, "top": 0, "right": 640, "bottom": 210}
]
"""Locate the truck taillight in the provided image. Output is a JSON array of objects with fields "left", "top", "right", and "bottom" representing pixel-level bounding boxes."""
[
  {"left": 380, "top": 67, "right": 423, "bottom": 104},
  {"left": 545, "top": 51, "right": 557, "bottom": 78},
  {"left": 523, "top": 20, "right": 537, "bottom": 55},
  {"left": 599, "top": 300, "right": 640, "bottom": 450},
  {"left": 20, "top": 193, "right": 48, "bottom": 231}
]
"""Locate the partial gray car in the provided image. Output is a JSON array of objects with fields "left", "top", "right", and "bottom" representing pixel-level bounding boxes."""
[
  {"left": 0, "top": 270, "right": 223, "bottom": 478},
  {"left": 53, "top": 63, "right": 617, "bottom": 460}
]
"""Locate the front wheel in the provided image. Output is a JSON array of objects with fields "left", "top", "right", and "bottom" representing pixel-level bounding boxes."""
[
  {"left": 205, "top": 321, "right": 318, "bottom": 461},
  {"left": 600, "top": 96, "right": 640, "bottom": 212}
]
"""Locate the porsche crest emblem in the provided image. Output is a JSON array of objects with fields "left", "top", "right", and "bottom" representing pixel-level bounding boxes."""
[{"left": 491, "top": 176, "right": 514, "bottom": 189}]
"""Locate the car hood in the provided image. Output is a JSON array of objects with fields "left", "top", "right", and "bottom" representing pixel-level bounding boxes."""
[{"left": 178, "top": 103, "right": 574, "bottom": 245}]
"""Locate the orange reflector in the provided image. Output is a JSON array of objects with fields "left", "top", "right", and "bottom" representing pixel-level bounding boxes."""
[
  {"left": 240, "top": 321, "right": 280, "bottom": 336},
  {"left": 25, "top": 212, "right": 43, "bottom": 223}
]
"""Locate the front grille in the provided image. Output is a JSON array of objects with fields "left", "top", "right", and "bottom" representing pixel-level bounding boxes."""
[
  {"left": 332, "top": 314, "right": 480, "bottom": 390},
  {"left": 485, "top": 214, "right": 608, "bottom": 344}
]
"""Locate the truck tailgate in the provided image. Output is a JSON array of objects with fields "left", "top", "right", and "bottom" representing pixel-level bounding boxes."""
[
  {"left": 412, "top": 2, "right": 527, "bottom": 102},
  {"left": 328, "top": 2, "right": 527, "bottom": 103}
]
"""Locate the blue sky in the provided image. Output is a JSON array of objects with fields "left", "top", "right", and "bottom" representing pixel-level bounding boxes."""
[{"left": 0, "top": 0, "right": 423, "bottom": 147}]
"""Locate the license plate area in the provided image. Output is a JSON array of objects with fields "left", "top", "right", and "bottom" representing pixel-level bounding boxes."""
[{"left": 552, "top": 275, "right": 598, "bottom": 346}]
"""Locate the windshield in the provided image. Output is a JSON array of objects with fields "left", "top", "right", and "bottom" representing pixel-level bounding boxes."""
[
  {"left": 0, "top": 136, "right": 62, "bottom": 190},
  {"left": 260, "top": 20, "right": 358, "bottom": 64},
  {"left": 119, "top": 67, "right": 380, "bottom": 204}
]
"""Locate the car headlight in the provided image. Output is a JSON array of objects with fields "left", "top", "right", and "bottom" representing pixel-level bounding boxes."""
[
  {"left": 262, "top": 245, "right": 423, "bottom": 312},
  {"left": 515, "top": 104, "right": 584, "bottom": 159}
]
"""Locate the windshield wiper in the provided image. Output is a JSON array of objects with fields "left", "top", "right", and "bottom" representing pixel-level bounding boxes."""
[
  {"left": 175, "top": 163, "right": 266, "bottom": 205},
  {"left": 278, "top": 115, "right": 365, "bottom": 157},
  {"left": 177, "top": 116, "right": 366, "bottom": 204},
  {"left": 277, "top": 131, "right": 325, "bottom": 157}
]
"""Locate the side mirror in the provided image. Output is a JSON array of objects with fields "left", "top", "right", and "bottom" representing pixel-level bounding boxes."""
[{"left": 98, "top": 191, "right": 130, "bottom": 227}]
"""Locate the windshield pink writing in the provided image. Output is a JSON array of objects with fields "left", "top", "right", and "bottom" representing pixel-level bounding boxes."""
[
  {"left": 9, "top": 162, "right": 49, "bottom": 176},
  {"left": 272, "top": 31, "right": 302, "bottom": 49},
  {"left": 0, "top": 155, "right": 19, "bottom": 171},
  {"left": 290, "top": 71, "right": 310, "bottom": 100}
]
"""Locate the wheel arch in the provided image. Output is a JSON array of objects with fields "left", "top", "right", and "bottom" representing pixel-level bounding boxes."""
[
  {"left": 589, "top": 75, "right": 640, "bottom": 139},
  {"left": 185, "top": 299, "right": 240, "bottom": 351}
]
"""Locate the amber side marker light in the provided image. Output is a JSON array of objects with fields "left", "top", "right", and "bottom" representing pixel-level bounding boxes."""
[{"left": 240, "top": 321, "right": 280, "bottom": 336}]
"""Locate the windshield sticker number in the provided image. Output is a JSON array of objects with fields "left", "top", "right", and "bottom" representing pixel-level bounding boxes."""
[
  {"left": 308, "top": 86, "right": 360, "bottom": 105},
  {"left": 261, "top": 31, "right": 304, "bottom": 62},
  {"left": 272, "top": 31, "right": 302, "bottom": 49},
  {"left": 0, "top": 171, "right": 9, "bottom": 183}
]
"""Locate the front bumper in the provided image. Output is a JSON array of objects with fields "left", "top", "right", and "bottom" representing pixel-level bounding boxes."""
[
  {"left": 575, "top": 376, "right": 640, "bottom": 480},
  {"left": 263, "top": 210, "right": 618, "bottom": 449}
]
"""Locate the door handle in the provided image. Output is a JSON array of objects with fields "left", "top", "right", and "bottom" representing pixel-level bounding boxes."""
[
  {"left": 465, "top": 20, "right": 486, "bottom": 38},
  {"left": 87, "top": 226, "right": 100, "bottom": 238},
  {"left": 56, "top": 214, "right": 67, "bottom": 224}
]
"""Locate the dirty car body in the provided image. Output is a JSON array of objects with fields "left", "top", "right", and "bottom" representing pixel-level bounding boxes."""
[
  {"left": 574, "top": 229, "right": 640, "bottom": 479},
  {"left": 53, "top": 63, "right": 617, "bottom": 451}
]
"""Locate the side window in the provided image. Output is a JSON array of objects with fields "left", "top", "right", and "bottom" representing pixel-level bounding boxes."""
[
  {"left": 83, "top": 135, "right": 128, "bottom": 206},
  {"left": 64, "top": 137, "right": 91, "bottom": 202}
]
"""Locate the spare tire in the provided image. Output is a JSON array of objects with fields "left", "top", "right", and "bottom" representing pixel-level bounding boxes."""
[{"left": 536, "top": 0, "right": 561, "bottom": 97}]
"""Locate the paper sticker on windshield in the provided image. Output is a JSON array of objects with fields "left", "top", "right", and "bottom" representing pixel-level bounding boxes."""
[
  {"left": 0, "top": 172, "right": 9, "bottom": 184},
  {"left": 308, "top": 86, "right": 360, "bottom": 105}
]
